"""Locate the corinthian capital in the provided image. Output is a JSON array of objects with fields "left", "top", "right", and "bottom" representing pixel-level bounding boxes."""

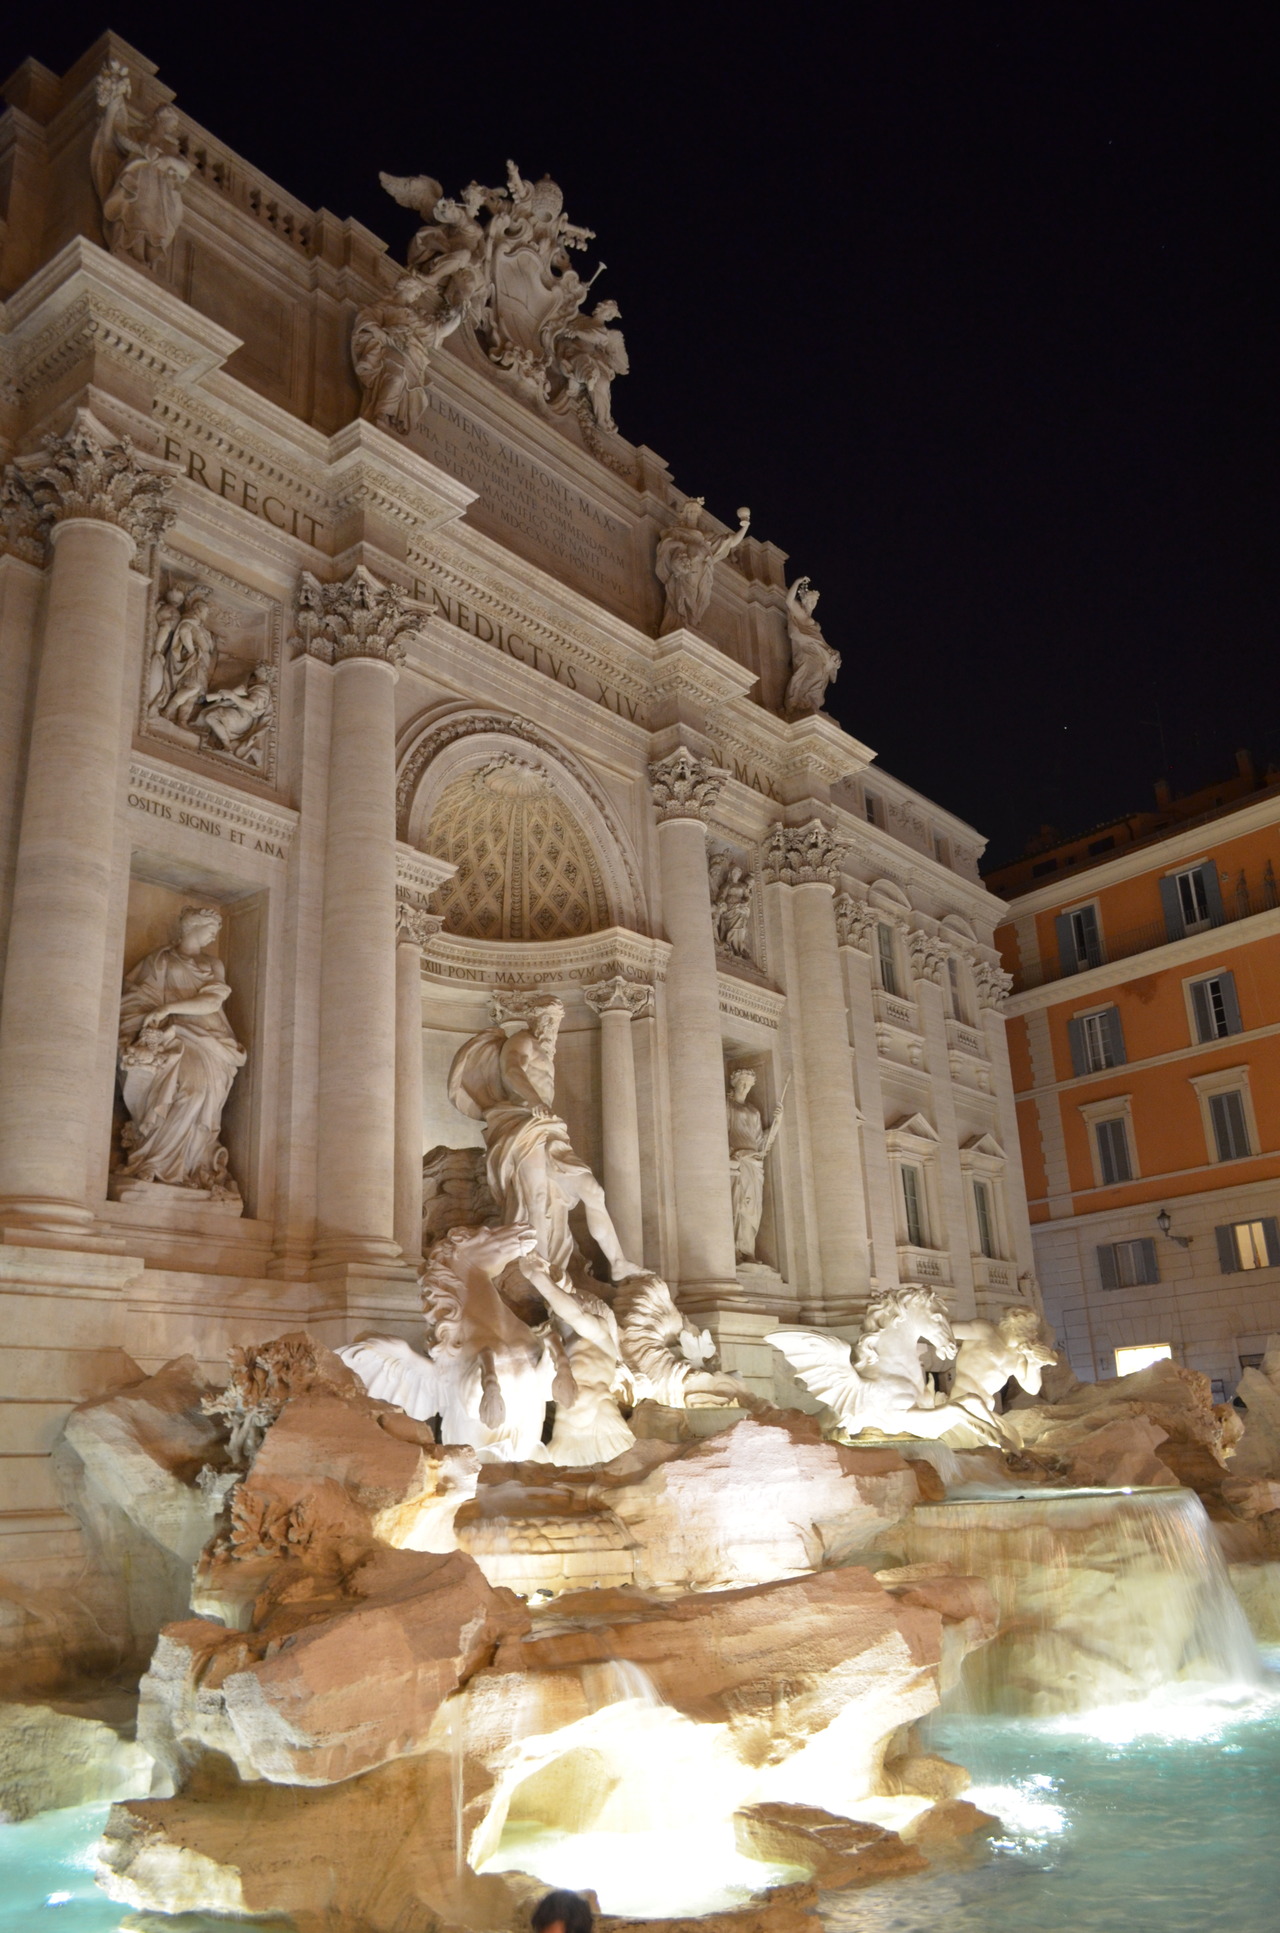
[
  {"left": 760, "top": 817, "right": 846, "bottom": 887},
  {"left": 833, "top": 892, "right": 877, "bottom": 950},
  {"left": 648, "top": 745, "right": 726, "bottom": 823},
  {"left": 907, "top": 930, "right": 949, "bottom": 985},
  {"left": 292, "top": 564, "right": 420, "bottom": 668},
  {"left": 583, "top": 975, "right": 654, "bottom": 1020},
  {"left": 396, "top": 896, "right": 444, "bottom": 948},
  {"left": 973, "top": 960, "right": 1014, "bottom": 1010},
  {"left": 0, "top": 414, "right": 174, "bottom": 552}
]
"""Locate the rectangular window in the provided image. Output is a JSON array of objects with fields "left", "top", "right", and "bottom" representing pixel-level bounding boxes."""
[
  {"left": 902, "top": 1165, "right": 926, "bottom": 1246},
  {"left": 1069, "top": 1006, "right": 1125, "bottom": 1075},
  {"left": 1208, "top": 1089, "right": 1251, "bottom": 1162},
  {"left": 1095, "top": 1116, "right": 1133, "bottom": 1185},
  {"left": 1216, "top": 1218, "right": 1280, "bottom": 1273},
  {"left": 877, "top": 923, "right": 899, "bottom": 997},
  {"left": 1175, "top": 867, "right": 1211, "bottom": 931},
  {"left": 1115, "top": 1343, "right": 1172, "bottom": 1376},
  {"left": 1189, "top": 972, "right": 1242, "bottom": 1044},
  {"left": 1055, "top": 903, "right": 1102, "bottom": 974},
  {"left": 865, "top": 794, "right": 880, "bottom": 826},
  {"left": 1097, "top": 1236, "right": 1159, "bottom": 1289},
  {"left": 947, "top": 954, "right": 970, "bottom": 1024},
  {"left": 973, "top": 1180, "right": 996, "bottom": 1258}
]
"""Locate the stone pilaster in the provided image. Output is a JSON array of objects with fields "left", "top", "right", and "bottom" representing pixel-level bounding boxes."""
[
  {"left": 0, "top": 416, "right": 173, "bottom": 1233},
  {"left": 648, "top": 746, "right": 738, "bottom": 1304},
  {"left": 583, "top": 975, "right": 653, "bottom": 1267},
  {"left": 910, "top": 930, "right": 974, "bottom": 1318},
  {"left": 305, "top": 567, "right": 419, "bottom": 1270},
  {"left": 762, "top": 820, "right": 870, "bottom": 1321},
  {"left": 834, "top": 893, "right": 897, "bottom": 1294}
]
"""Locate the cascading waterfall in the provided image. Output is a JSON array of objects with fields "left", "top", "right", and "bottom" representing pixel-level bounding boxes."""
[{"left": 906, "top": 1485, "right": 1263, "bottom": 1716}]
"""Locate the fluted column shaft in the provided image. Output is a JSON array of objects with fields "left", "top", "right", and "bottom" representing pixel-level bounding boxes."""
[
  {"left": 0, "top": 518, "right": 138, "bottom": 1228},
  {"left": 315, "top": 654, "right": 400, "bottom": 1264},
  {"left": 585, "top": 976, "right": 651, "bottom": 1266},
  {"left": 655, "top": 814, "right": 737, "bottom": 1293},
  {"left": 394, "top": 930, "right": 425, "bottom": 1266}
]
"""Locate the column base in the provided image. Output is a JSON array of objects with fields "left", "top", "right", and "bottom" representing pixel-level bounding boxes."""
[{"left": 0, "top": 1195, "right": 95, "bottom": 1235}]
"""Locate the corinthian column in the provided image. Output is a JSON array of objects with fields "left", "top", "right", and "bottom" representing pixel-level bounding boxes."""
[
  {"left": 762, "top": 820, "right": 870, "bottom": 1320},
  {"left": 297, "top": 567, "right": 419, "bottom": 1269},
  {"left": 0, "top": 417, "right": 172, "bottom": 1231},
  {"left": 584, "top": 975, "right": 652, "bottom": 1266},
  {"left": 394, "top": 897, "right": 442, "bottom": 1265},
  {"left": 649, "top": 747, "right": 737, "bottom": 1302}
]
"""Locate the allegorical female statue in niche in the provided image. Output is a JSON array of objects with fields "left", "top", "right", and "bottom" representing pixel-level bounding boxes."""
[
  {"left": 113, "top": 906, "right": 246, "bottom": 1206},
  {"left": 726, "top": 1067, "right": 787, "bottom": 1263}
]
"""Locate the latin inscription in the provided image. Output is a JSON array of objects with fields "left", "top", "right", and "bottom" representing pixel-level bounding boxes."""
[
  {"left": 412, "top": 395, "right": 631, "bottom": 602},
  {"left": 413, "top": 581, "right": 644, "bottom": 724},
  {"left": 127, "top": 790, "right": 287, "bottom": 859},
  {"left": 161, "top": 437, "right": 322, "bottom": 546}
]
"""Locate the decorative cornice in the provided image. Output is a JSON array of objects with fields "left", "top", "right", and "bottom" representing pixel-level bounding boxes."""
[
  {"left": 760, "top": 817, "right": 846, "bottom": 887},
  {"left": 491, "top": 988, "right": 556, "bottom": 1024},
  {"left": 126, "top": 756, "right": 297, "bottom": 851},
  {"left": 583, "top": 974, "right": 654, "bottom": 1020},
  {"left": 717, "top": 970, "right": 785, "bottom": 1030},
  {"left": 648, "top": 745, "right": 727, "bottom": 823},
  {"left": 420, "top": 925, "right": 669, "bottom": 990},
  {"left": 291, "top": 563, "right": 420, "bottom": 667},
  {"left": 1, "top": 410, "right": 174, "bottom": 551}
]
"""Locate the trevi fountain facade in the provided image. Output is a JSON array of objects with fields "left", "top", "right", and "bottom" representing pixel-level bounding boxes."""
[{"left": 0, "top": 30, "right": 1279, "bottom": 1933}]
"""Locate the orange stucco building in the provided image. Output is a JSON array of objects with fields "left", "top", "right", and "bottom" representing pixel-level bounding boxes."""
[{"left": 988, "top": 758, "right": 1280, "bottom": 1395}]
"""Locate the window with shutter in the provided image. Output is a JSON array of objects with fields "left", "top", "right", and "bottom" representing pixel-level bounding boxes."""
[
  {"left": 1099, "top": 1237, "right": 1160, "bottom": 1288},
  {"left": 1095, "top": 1117, "right": 1132, "bottom": 1185},
  {"left": 1189, "top": 972, "right": 1241, "bottom": 1043},
  {"left": 1056, "top": 905, "right": 1102, "bottom": 975},
  {"left": 1074, "top": 1007, "right": 1125, "bottom": 1073},
  {"left": 1222, "top": 1218, "right": 1279, "bottom": 1270},
  {"left": 1097, "top": 1242, "right": 1120, "bottom": 1291},
  {"left": 1208, "top": 1090, "right": 1251, "bottom": 1162},
  {"left": 973, "top": 1180, "right": 996, "bottom": 1258}
]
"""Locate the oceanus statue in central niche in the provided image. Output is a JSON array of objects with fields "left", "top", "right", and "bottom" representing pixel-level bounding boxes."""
[
  {"left": 769, "top": 1284, "right": 1004, "bottom": 1443},
  {"left": 447, "top": 995, "right": 640, "bottom": 1282}
]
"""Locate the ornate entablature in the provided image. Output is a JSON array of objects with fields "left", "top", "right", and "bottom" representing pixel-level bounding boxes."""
[{"left": 419, "top": 927, "right": 669, "bottom": 991}]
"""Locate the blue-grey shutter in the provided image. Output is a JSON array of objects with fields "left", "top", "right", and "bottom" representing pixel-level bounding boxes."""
[
  {"left": 1097, "top": 1243, "right": 1119, "bottom": 1291},
  {"left": 1215, "top": 1224, "right": 1238, "bottom": 1273},
  {"left": 1105, "top": 1007, "right": 1127, "bottom": 1066},
  {"left": 1079, "top": 906, "right": 1102, "bottom": 967},
  {"left": 1055, "top": 911, "right": 1077, "bottom": 975},
  {"left": 1160, "top": 876, "right": 1185, "bottom": 941},
  {"left": 1218, "top": 971, "right": 1242, "bottom": 1036},
  {"left": 1190, "top": 980, "right": 1213, "bottom": 1043},
  {"left": 1199, "top": 863, "right": 1225, "bottom": 925},
  {"left": 1263, "top": 1218, "right": 1280, "bottom": 1267},
  {"left": 1136, "top": 1236, "right": 1159, "bottom": 1284},
  {"left": 1067, "top": 1016, "right": 1089, "bottom": 1076}
]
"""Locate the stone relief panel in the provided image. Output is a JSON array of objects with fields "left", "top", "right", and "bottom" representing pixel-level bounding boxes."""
[
  {"left": 426, "top": 755, "right": 612, "bottom": 942},
  {"left": 708, "top": 845, "right": 760, "bottom": 970},
  {"left": 141, "top": 560, "right": 280, "bottom": 783}
]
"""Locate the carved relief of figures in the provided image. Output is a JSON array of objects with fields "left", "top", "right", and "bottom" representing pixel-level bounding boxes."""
[
  {"left": 709, "top": 850, "right": 753, "bottom": 959},
  {"left": 144, "top": 581, "right": 276, "bottom": 769},
  {"left": 113, "top": 906, "right": 246, "bottom": 1206},
  {"left": 783, "top": 577, "right": 841, "bottom": 717},
  {"left": 447, "top": 995, "right": 640, "bottom": 1282},
  {"left": 655, "top": 499, "right": 751, "bottom": 636},
  {"left": 356, "top": 163, "right": 628, "bottom": 440},
  {"left": 91, "top": 61, "right": 190, "bottom": 268},
  {"left": 726, "top": 1067, "right": 787, "bottom": 1263}
]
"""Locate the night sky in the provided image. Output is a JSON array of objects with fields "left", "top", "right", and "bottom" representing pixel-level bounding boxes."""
[{"left": 4, "top": 3, "right": 1277, "bottom": 866}]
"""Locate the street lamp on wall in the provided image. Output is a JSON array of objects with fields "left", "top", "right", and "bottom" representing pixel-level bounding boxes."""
[{"left": 1156, "top": 1207, "right": 1193, "bottom": 1250}]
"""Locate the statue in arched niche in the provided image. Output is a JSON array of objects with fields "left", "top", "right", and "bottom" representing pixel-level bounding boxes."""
[{"left": 447, "top": 994, "right": 640, "bottom": 1281}]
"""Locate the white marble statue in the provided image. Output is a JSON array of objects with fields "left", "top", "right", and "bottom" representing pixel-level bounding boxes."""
[
  {"left": 91, "top": 61, "right": 191, "bottom": 269},
  {"left": 547, "top": 298, "right": 629, "bottom": 433},
  {"left": 655, "top": 499, "right": 751, "bottom": 636},
  {"left": 447, "top": 995, "right": 640, "bottom": 1282},
  {"left": 197, "top": 664, "right": 275, "bottom": 766},
  {"left": 114, "top": 906, "right": 246, "bottom": 1203},
  {"left": 726, "top": 1068, "right": 786, "bottom": 1263},
  {"left": 770, "top": 1285, "right": 1003, "bottom": 1442},
  {"left": 949, "top": 1307, "right": 1058, "bottom": 1433},
  {"left": 783, "top": 577, "right": 841, "bottom": 717},
  {"left": 341, "top": 1221, "right": 637, "bottom": 1465},
  {"left": 153, "top": 589, "right": 220, "bottom": 729},
  {"left": 709, "top": 851, "right": 753, "bottom": 958},
  {"left": 613, "top": 1271, "right": 753, "bottom": 1408}
]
